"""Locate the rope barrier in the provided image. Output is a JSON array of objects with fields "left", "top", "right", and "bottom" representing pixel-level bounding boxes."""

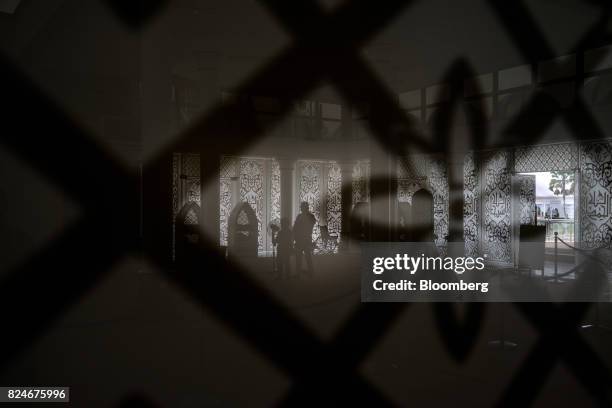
[
  {"left": 550, "top": 235, "right": 612, "bottom": 280},
  {"left": 556, "top": 236, "right": 612, "bottom": 254},
  {"left": 543, "top": 261, "right": 583, "bottom": 280}
]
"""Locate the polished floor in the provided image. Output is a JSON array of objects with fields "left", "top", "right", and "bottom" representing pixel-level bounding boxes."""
[{"left": 1, "top": 253, "right": 611, "bottom": 406}]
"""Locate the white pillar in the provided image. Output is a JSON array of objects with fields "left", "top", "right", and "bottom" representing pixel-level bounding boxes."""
[
  {"left": 339, "top": 160, "right": 354, "bottom": 249},
  {"left": 278, "top": 158, "right": 295, "bottom": 223}
]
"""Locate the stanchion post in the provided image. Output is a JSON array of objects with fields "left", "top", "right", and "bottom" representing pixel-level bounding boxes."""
[{"left": 554, "top": 232, "right": 558, "bottom": 282}]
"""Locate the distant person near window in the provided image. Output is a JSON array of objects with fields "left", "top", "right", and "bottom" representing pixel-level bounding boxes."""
[
  {"left": 293, "top": 201, "right": 316, "bottom": 276},
  {"left": 273, "top": 218, "right": 293, "bottom": 278}
]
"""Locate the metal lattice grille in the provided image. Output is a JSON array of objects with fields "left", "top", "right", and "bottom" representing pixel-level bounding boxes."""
[{"left": 1, "top": 0, "right": 612, "bottom": 406}]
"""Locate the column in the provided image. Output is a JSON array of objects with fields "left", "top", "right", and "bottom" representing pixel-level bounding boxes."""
[
  {"left": 278, "top": 158, "right": 294, "bottom": 224},
  {"left": 197, "top": 52, "right": 222, "bottom": 249},
  {"left": 370, "top": 147, "right": 394, "bottom": 242},
  {"left": 338, "top": 103, "right": 356, "bottom": 248},
  {"left": 447, "top": 151, "right": 465, "bottom": 243},
  {"left": 200, "top": 155, "right": 221, "bottom": 249},
  {"left": 446, "top": 81, "right": 468, "bottom": 246},
  {"left": 338, "top": 160, "right": 354, "bottom": 250}
]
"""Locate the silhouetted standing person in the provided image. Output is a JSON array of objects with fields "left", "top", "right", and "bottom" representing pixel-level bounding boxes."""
[
  {"left": 273, "top": 218, "right": 293, "bottom": 278},
  {"left": 294, "top": 201, "right": 316, "bottom": 275}
]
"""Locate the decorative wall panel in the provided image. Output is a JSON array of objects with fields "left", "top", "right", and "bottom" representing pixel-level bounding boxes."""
[
  {"left": 296, "top": 160, "right": 344, "bottom": 244},
  {"left": 352, "top": 161, "right": 370, "bottom": 205},
  {"left": 170, "top": 154, "right": 202, "bottom": 214},
  {"left": 430, "top": 159, "right": 449, "bottom": 248},
  {"left": 397, "top": 155, "right": 449, "bottom": 249},
  {"left": 464, "top": 152, "right": 480, "bottom": 257},
  {"left": 240, "top": 159, "right": 265, "bottom": 253},
  {"left": 515, "top": 143, "right": 577, "bottom": 172},
  {"left": 184, "top": 208, "right": 199, "bottom": 225},
  {"left": 398, "top": 155, "right": 429, "bottom": 180},
  {"left": 271, "top": 160, "right": 281, "bottom": 226},
  {"left": 171, "top": 153, "right": 201, "bottom": 208},
  {"left": 397, "top": 155, "right": 430, "bottom": 203},
  {"left": 219, "top": 156, "right": 238, "bottom": 247},
  {"left": 171, "top": 154, "right": 180, "bottom": 260},
  {"left": 172, "top": 153, "right": 201, "bottom": 259},
  {"left": 219, "top": 181, "right": 231, "bottom": 246},
  {"left": 298, "top": 161, "right": 322, "bottom": 243},
  {"left": 186, "top": 180, "right": 201, "bottom": 206},
  {"left": 518, "top": 174, "right": 536, "bottom": 225},
  {"left": 182, "top": 154, "right": 200, "bottom": 176},
  {"left": 327, "top": 163, "right": 342, "bottom": 239},
  {"left": 172, "top": 154, "right": 180, "bottom": 220},
  {"left": 220, "top": 156, "right": 238, "bottom": 179},
  {"left": 220, "top": 157, "right": 280, "bottom": 253},
  {"left": 482, "top": 150, "right": 512, "bottom": 263},
  {"left": 397, "top": 180, "right": 423, "bottom": 204},
  {"left": 580, "top": 141, "right": 612, "bottom": 248}
]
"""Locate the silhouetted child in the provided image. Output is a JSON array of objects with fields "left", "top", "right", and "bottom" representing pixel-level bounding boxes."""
[{"left": 273, "top": 218, "right": 293, "bottom": 278}]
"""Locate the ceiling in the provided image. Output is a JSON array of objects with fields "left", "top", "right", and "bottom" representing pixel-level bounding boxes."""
[{"left": 0, "top": 0, "right": 609, "bottom": 100}]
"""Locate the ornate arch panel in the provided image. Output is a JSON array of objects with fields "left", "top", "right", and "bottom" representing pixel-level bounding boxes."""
[
  {"left": 172, "top": 153, "right": 201, "bottom": 260},
  {"left": 297, "top": 160, "right": 343, "bottom": 243},
  {"left": 482, "top": 150, "right": 512, "bottom": 263},
  {"left": 352, "top": 160, "right": 370, "bottom": 205},
  {"left": 464, "top": 152, "right": 480, "bottom": 257},
  {"left": 514, "top": 143, "right": 578, "bottom": 172},
  {"left": 240, "top": 159, "right": 265, "bottom": 253},
  {"left": 271, "top": 160, "right": 281, "bottom": 228},
  {"left": 297, "top": 161, "right": 322, "bottom": 243},
  {"left": 397, "top": 155, "right": 449, "bottom": 250},
  {"left": 219, "top": 157, "right": 280, "bottom": 253},
  {"left": 219, "top": 156, "right": 238, "bottom": 247},
  {"left": 430, "top": 158, "right": 449, "bottom": 248},
  {"left": 327, "top": 162, "right": 342, "bottom": 239},
  {"left": 518, "top": 174, "right": 536, "bottom": 225},
  {"left": 580, "top": 141, "right": 612, "bottom": 247},
  {"left": 172, "top": 153, "right": 201, "bottom": 212}
]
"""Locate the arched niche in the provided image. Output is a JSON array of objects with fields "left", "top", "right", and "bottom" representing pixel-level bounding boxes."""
[
  {"left": 228, "top": 202, "right": 258, "bottom": 258},
  {"left": 175, "top": 201, "right": 201, "bottom": 265},
  {"left": 405, "top": 188, "right": 435, "bottom": 242}
]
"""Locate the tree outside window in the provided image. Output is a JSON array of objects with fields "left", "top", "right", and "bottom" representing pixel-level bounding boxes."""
[{"left": 548, "top": 171, "right": 575, "bottom": 219}]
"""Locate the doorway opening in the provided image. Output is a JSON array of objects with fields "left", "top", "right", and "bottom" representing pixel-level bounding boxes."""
[{"left": 518, "top": 171, "right": 576, "bottom": 246}]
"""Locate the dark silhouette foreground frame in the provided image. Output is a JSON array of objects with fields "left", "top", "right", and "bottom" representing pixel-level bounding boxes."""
[{"left": 1, "top": 0, "right": 612, "bottom": 405}]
